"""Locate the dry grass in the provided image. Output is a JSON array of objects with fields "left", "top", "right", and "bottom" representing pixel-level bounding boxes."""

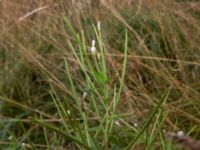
[{"left": 1, "top": 0, "right": 200, "bottom": 149}]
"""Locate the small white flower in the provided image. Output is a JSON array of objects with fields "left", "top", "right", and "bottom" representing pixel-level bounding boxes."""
[
  {"left": 177, "top": 130, "right": 184, "bottom": 137},
  {"left": 134, "top": 123, "right": 138, "bottom": 127},
  {"left": 67, "top": 110, "right": 70, "bottom": 115},
  {"left": 90, "top": 47, "right": 96, "bottom": 53},
  {"left": 162, "top": 129, "right": 166, "bottom": 133},
  {"left": 8, "top": 136, "right": 12, "bottom": 140},
  {"left": 22, "top": 143, "right": 25, "bottom": 147},
  {"left": 83, "top": 92, "right": 87, "bottom": 99},
  {"left": 97, "top": 21, "right": 101, "bottom": 31},
  {"left": 90, "top": 40, "right": 96, "bottom": 54},
  {"left": 92, "top": 40, "right": 95, "bottom": 47},
  {"left": 114, "top": 120, "right": 121, "bottom": 126}
]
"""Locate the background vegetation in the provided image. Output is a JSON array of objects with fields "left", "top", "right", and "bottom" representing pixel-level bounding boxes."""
[{"left": 0, "top": 0, "right": 200, "bottom": 149}]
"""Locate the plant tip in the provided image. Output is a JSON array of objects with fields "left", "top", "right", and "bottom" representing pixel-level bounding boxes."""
[
  {"left": 97, "top": 21, "right": 101, "bottom": 31},
  {"left": 90, "top": 40, "right": 96, "bottom": 54},
  {"left": 8, "top": 136, "right": 12, "bottom": 140},
  {"left": 67, "top": 110, "right": 70, "bottom": 115},
  {"left": 177, "top": 130, "right": 184, "bottom": 137},
  {"left": 114, "top": 120, "right": 121, "bottom": 126},
  {"left": 134, "top": 123, "right": 138, "bottom": 127}
]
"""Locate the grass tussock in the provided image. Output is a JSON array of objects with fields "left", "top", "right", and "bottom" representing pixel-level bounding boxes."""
[{"left": 1, "top": 0, "right": 200, "bottom": 149}]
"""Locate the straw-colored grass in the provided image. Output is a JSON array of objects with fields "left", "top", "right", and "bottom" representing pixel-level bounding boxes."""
[{"left": 1, "top": 0, "right": 200, "bottom": 149}]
